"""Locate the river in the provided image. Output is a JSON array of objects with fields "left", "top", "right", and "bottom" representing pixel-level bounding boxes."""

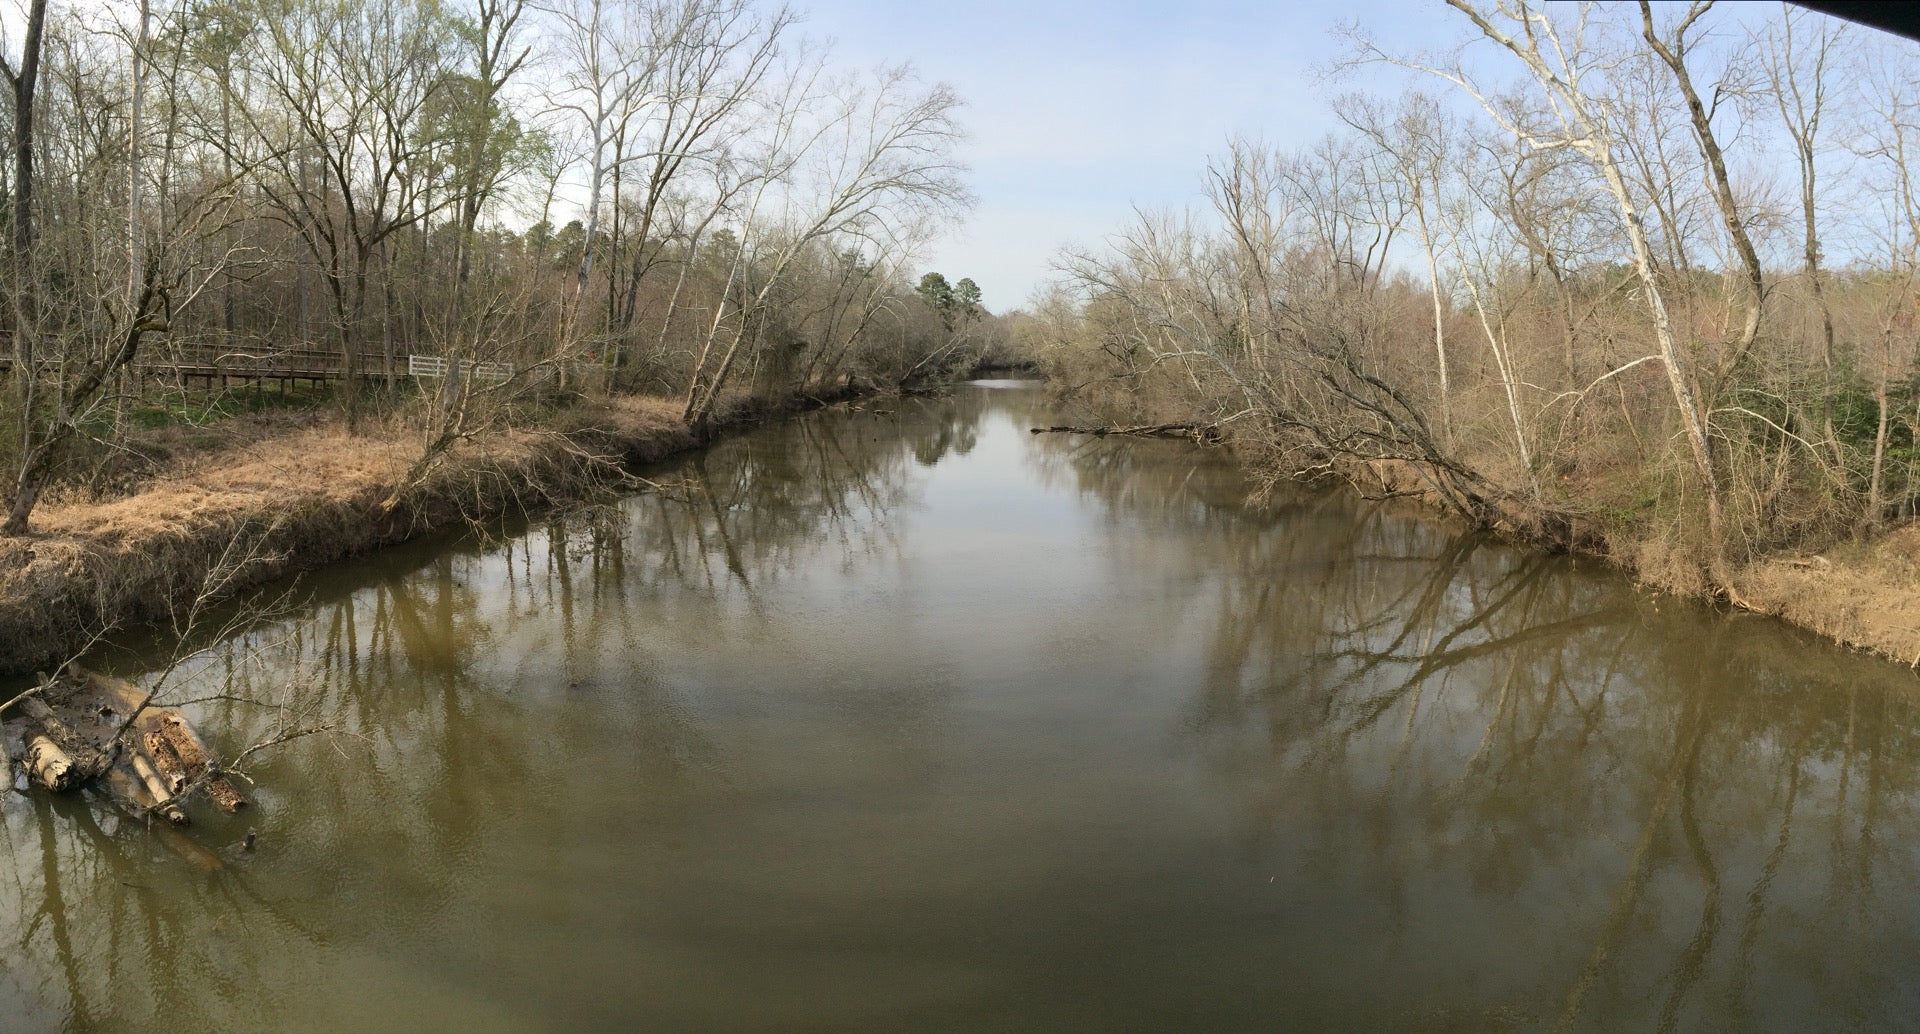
[{"left": 2, "top": 380, "right": 1917, "bottom": 1031}]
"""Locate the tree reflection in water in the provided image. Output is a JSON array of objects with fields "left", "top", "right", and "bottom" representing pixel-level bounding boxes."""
[
  {"left": 0, "top": 385, "right": 1916, "bottom": 1030},
  {"left": 0, "top": 394, "right": 991, "bottom": 1029},
  {"left": 1035, "top": 426, "right": 1920, "bottom": 1032}
]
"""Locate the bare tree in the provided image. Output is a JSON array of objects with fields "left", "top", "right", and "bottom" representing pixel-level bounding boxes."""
[
  {"left": 1449, "top": 135, "right": 1541, "bottom": 498},
  {"left": 1337, "top": 91, "right": 1459, "bottom": 440},
  {"left": 224, "top": 0, "right": 457, "bottom": 426},
  {"left": 606, "top": 0, "right": 790, "bottom": 347},
  {"left": 1852, "top": 57, "right": 1920, "bottom": 529},
  {"left": 1638, "top": 0, "right": 1768, "bottom": 394},
  {"left": 1763, "top": 3, "right": 1847, "bottom": 455},
  {"left": 1434, "top": 0, "right": 1728, "bottom": 554},
  {"left": 2, "top": 2, "right": 236, "bottom": 536},
  {"left": 544, "top": 0, "right": 687, "bottom": 314},
  {"left": 679, "top": 61, "right": 967, "bottom": 430},
  {"left": 1, "top": 0, "right": 51, "bottom": 534}
]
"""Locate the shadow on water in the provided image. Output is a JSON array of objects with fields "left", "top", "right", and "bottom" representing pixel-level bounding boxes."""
[{"left": 1, "top": 383, "right": 1917, "bottom": 1030}]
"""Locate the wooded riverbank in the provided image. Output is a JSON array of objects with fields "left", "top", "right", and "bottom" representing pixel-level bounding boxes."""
[
  {"left": 13, "top": 367, "right": 1919, "bottom": 685},
  {"left": 1036, "top": 405, "right": 1920, "bottom": 670},
  {"left": 1014, "top": 3, "right": 1920, "bottom": 674},
  {"left": 1329, "top": 450, "right": 1920, "bottom": 669}
]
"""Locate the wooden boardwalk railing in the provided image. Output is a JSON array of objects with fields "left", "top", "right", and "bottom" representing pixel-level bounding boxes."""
[{"left": 0, "top": 347, "right": 409, "bottom": 389}]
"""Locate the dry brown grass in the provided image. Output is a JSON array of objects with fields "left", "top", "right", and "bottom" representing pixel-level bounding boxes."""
[
  {"left": 0, "top": 392, "right": 747, "bottom": 676},
  {"left": 40, "top": 423, "right": 411, "bottom": 540},
  {"left": 1734, "top": 527, "right": 1920, "bottom": 667}
]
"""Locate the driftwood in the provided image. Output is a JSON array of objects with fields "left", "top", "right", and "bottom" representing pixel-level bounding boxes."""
[
  {"left": 159, "top": 714, "right": 248, "bottom": 813},
  {"left": 25, "top": 734, "right": 77, "bottom": 792},
  {"left": 143, "top": 730, "right": 189, "bottom": 793},
  {"left": 17, "top": 695, "right": 114, "bottom": 784},
  {"left": 74, "top": 667, "right": 249, "bottom": 813},
  {"left": 99, "top": 764, "right": 197, "bottom": 849},
  {"left": 207, "top": 779, "right": 250, "bottom": 814},
  {"left": 2, "top": 665, "right": 250, "bottom": 820},
  {"left": 129, "top": 749, "right": 188, "bottom": 825},
  {"left": 1029, "top": 422, "right": 1224, "bottom": 444},
  {"left": 157, "top": 714, "right": 212, "bottom": 772}
]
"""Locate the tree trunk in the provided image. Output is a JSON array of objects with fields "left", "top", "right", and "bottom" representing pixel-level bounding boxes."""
[
  {"left": 159, "top": 713, "right": 249, "bottom": 812},
  {"left": 1445, "top": 0, "right": 1725, "bottom": 553},
  {"left": 2, "top": 0, "right": 48, "bottom": 538},
  {"left": 1414, "top": 193, "right": 1452, "bottom": 444},
  {"left": 1, "top": 458, "right": 46, "bottom": 536},
  {"left": 25, "top": 734, "right": 76, "bottom": 791},
  {"left": 130, "top": 749, "right": 188, "bottom": 824},
  {"left": 1868, "top": 328, "right": 1892, "bottom": 529},
  {"left": 1641, "top": 1, "right": 1766, "bottom": 392},
  {"left": 143, "top": 729, "right": 188, "bottom": 793}
]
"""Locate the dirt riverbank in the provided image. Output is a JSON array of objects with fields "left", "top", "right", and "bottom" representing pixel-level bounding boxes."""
[
  {"left": 1727, "top": 533, "right": 1920, "bottom": 667},
  {"left": 1351, "top": 454, "right": 1920, "bottom": 671},
  {"left": 11, "top": 382, "right": 1918, "bottom": 681},
  {"left": 0, "top": 391, "right": 847, "bottom": 678}
]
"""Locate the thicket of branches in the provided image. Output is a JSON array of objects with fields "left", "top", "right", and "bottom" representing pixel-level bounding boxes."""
[
  {"left": 0, "top": 0, "right": 998, "bottom": 536},
  {"left": 1029, "top": 1, "right": 1920, "bottom": 590}
]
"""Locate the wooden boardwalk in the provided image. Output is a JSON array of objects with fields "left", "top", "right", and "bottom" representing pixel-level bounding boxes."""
[{"left": 0, "top": 346, "right": 402, "bottom": 389}]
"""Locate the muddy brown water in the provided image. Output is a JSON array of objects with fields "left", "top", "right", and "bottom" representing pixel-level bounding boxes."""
[{"left": 2, "top": 381, "right": 1918, "bottom": 1031}]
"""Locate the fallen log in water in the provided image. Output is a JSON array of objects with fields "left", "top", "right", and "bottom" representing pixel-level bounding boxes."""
[
  {"left": 158, "top": 714, "right": 248, "bottom": 813},
  {"left": 25, "top": 734, "right": 77, "bottom": 792},
  {"left": 1, "top": 665, "right": 250, "bottom": 820},
  {"left": 143, "top": 730, "right": 189, "bottom": 793},
  {"left": 70, "top": 666, "right": 250, "bottom": 813},
  {"left": 1029, "top": 422, "right": 1224, "bottom": 444},
  {"left": 129, "top": 749, "right": 188, "bottom": 825}
]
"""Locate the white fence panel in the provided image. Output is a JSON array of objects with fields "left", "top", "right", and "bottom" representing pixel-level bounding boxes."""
[{"left": 408, "top": 354, "right": 513, "bottom": 384}]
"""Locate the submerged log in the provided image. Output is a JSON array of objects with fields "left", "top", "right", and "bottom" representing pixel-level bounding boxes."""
[
  {"left": 1029, "top": 422, "right": 1223, "bottom": 443},
  {"left": 18, "top": 696, "right": 113, "bottom": 783},
  {"left": 143, "top": 730, "right": 189, "bottom": 794},
  {"left": 94, "top": 739, "right": 210, "bottom": 850},
  {"left": 103, "top": 766, "right": 150, "bottom": 815},
  {"left": 205, "top": 776, "right": 250, "bottom": 814},
  {"left": 159, "top": 715, "right": 248, "bottom": 813},
  {"left": 129, "top": 749, "right": 188, "bottom": 825},
  {"left": 153, "top": 823, "right": 225, "bottom": 872},
  {"left": 25, "top": 734, "right": 77, "bottom": 792}
]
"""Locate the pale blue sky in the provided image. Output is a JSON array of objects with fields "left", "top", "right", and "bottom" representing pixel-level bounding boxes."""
[{"left": 791, "top": 0, "right": 1459, "bottom": 311}]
